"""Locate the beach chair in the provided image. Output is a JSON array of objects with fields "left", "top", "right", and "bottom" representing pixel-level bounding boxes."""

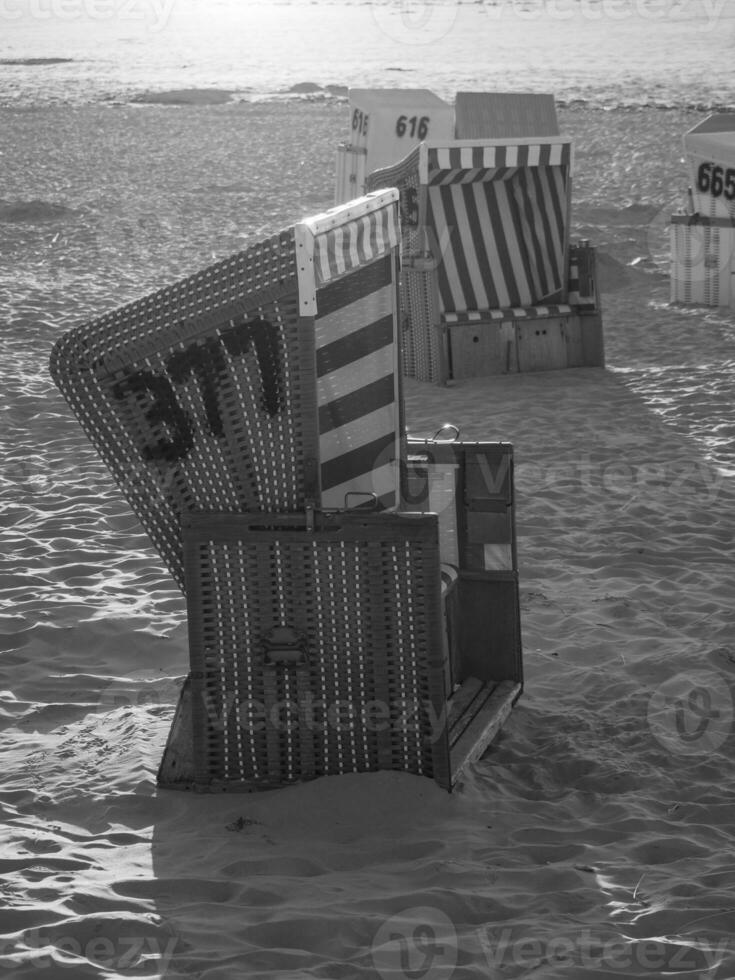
[
  {"left": 670, "top": 113, "right": 735, "bottom": 309},
  {"left": 366, "top": 118, "right": 604, "bottom": 382},
  {"left": 335, "top": 88, "right": 454, "bottom": 205},
  {"left": 50, "top": 189, "right": 523, "bottom": 792}
]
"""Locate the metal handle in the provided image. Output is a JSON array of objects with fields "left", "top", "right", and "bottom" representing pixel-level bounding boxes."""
[{"left": 432, "top": 423, "right": 460, "bottom": 443}]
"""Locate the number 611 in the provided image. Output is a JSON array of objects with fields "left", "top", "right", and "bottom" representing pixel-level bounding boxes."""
[{"left": 697, "top": 162, "right": 735, "bottom": 200}]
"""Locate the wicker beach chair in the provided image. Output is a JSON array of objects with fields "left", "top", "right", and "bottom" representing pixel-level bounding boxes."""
[
  {"left": 50, "top": 190, "right": 523, "bottom": 792},
  {"left": 670, "top": 113, "right": 735, "bottom": 309},
  {"left": 366, "top": 127, "right": 604, "bottom": 382}
]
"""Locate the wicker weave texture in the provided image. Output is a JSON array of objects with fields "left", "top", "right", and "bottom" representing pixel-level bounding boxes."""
[
  {"left": 403, "top": 266, "right": 443, "bottom": 383},
  {"left": 184, "top": 512, "right": 451, "bottom": 789},
  {"left": 49, "top": 231, "right": 320, "bottom": 590}
]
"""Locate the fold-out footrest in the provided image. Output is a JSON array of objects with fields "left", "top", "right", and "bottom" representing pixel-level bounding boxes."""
[{"left": 448, "top": 677, "right": 521, "bottom": 786}]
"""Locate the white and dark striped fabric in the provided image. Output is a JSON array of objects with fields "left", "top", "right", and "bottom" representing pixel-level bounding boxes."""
[
  {"left": 427, "top": 141, "right": 570, "bottom": 180},
  {"left": 314, "top": 253, "right": 401, "bottom": 511},
  {"left": 312, "top": 201, "right": 400, "bottom": 285},
  {"left": 442, "top": 304, "right": 573, "bottom": 324},
  {"left": 426, "top": 143, "right": 571, "bottom": 311},
  {"left": 366, "top": 140, "right": 572, "bottom": 313}
]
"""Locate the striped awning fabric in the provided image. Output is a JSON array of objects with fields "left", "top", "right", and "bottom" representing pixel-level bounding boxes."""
[
  {"left": 315, "top": 254, "right": 401, "bottom": 511},
  {"left": 428, "top": 163, "right": 569, "bottom": 309},
  {"left": 312, "top": 203, "right": 399, "bottom": 285},
  {"left": 442, "top": 304, "right": 574, "bottom": 323},
  {"left": 296, "top": 190, "right": 400, "bottom": 315},
  {"left": 427, "top": 141, "right": 571, "bottom": 183},
  {"left": 367, "top": 139, "right": 572, "bottom": 311}
]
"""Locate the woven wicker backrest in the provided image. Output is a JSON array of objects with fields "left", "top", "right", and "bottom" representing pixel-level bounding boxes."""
[
  {"left": 183, "top": 511, "right": 451, "bottom": 790},
  {"left": 50, "top": 231, "right": 315, "bottom": 590},
  {"left": 50, "top": 191, "right": 403, "bottom": 590}
]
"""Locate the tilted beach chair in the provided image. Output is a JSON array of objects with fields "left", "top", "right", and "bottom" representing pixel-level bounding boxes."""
[{"left": 50, "top": 190, "right": 523, "bottom": 792}]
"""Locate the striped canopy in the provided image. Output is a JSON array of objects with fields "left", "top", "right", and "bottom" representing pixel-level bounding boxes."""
[{"left": 368, "top": 139, "right": 573, "bottom": 311}]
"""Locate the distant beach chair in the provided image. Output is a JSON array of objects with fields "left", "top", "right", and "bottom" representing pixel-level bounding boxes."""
[
  {"left": 670, "top": 112, "right": 735, "bottom": 309},
  {"left": 366, "top": 94, "right": 604, "bottom": 383},
  {"left": 335, "top": 88, "right": 454, "bottom": 205},
  {"left": 50, "top": 190, "right": 523, "bottom": 792}
]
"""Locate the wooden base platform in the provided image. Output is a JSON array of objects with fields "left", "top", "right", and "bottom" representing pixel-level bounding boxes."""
[{"left": 445, "top": 310, "right": 604, "bottom": 380}]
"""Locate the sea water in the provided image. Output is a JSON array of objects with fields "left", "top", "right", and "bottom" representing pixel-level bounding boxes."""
[{"left": 1, "top": 0, "right": 735, "bottom": 108}]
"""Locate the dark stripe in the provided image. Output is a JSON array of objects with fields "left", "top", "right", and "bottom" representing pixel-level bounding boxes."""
[
  {"left": 315, "top": 253, "right": 391, "bottom": 318},
  {"left": 427, "top": 190, "right": 453, "bottom": 312},
  {"left": 463, "top": 182, "right": 497, "bottom": 308},
  {"left": 318, "top": 373, "right": 395, "bottom": 434},
  {"left": 316, "top": 314, "right": 394, "bottom": 377},
  {"left": 321, "top": 432, "right": 396, "bottom": 492},
  {"left": 504, "top": 168, "right": 536, "bottom": 305},
  {"left": 536, "top": 166, "right": 566, "bottom": 296},
  {"left": 443, "top": 186, "right": 478, "bottom": 311},
  {"left": 533, "top": 167, "right": 562, "bottom": 295},
  {"left": 516, "top": 167, "right": 549, "bottom": 299},
  {"left": 487, "top": 182, "right": 523, "bottom": 306}
]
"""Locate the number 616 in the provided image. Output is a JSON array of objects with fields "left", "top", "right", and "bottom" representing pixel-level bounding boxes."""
[{"left": 697, "top": 162, "right": 735, "bottom": 200}]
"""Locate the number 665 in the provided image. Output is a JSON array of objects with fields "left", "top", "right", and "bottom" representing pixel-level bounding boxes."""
[{"left": 697, "top": 162, "right": 735, "bottom": 200}]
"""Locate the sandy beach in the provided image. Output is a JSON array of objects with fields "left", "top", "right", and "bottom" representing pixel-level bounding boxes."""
[{"left": 1, "top": 96, "right": 734, "bottom": 978}]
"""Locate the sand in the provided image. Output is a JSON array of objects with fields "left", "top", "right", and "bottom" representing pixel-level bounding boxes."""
[{"left": 1, "top": 99, "right": 734, "bottom": 978}]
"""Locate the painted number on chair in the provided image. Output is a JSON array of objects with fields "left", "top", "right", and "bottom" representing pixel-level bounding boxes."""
[
  {"left": 697, "top": 162, "right": 735, "bottom": 200},
  {"left": 352, "top": 109, "right": 369, "bottom": 136},
  {"left": 112, "top": 314, "right": 284, "bottom": 464},
  {"left": 395, "top": 115, "right": 430, "bottom": 139}
]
